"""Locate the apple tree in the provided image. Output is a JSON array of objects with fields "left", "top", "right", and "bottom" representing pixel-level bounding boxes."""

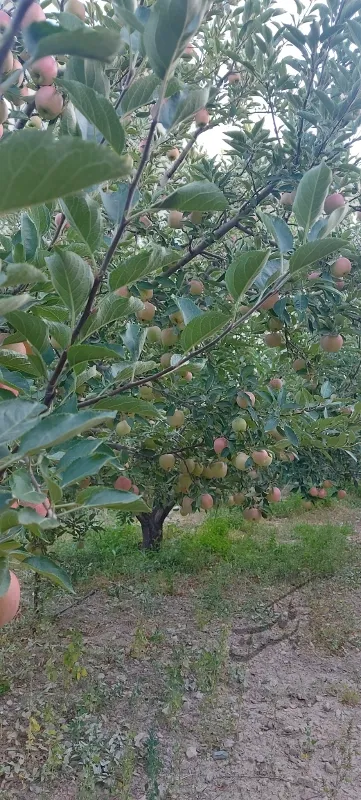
[{"left": 0, "top": 0, "right": 361, "bottom": 611}]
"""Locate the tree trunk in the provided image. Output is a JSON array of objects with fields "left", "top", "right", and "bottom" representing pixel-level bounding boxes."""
[{"left": 137, "top": 505, "right": 173, "bottom": 550}]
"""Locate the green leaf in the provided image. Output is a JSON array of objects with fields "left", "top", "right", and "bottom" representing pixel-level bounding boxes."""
[
  {"left": 3, "top": 264, "right": 47, "bottom": 287},
  {"left": 293, "top": 161, "right": 332, "bottom": 234},
  {"left": 156, "top": 181, "right": 227, "bottom": 212},
  {"left": 122, "top": 323, "right": 146, "bottom": 364},
  {"left": 225, "top": 250, "right": 270, "bottom": 301},
  {"left": 170, "top": 85, "right": 210, "bottom": 127},
  {"left": 24, "top": 21, "right": 121, "bottom": 63},
  {"left": 23, "top": 554, "right": 74, "bottom": 593},
  {"left": 0, "top": 295, "right": 31, "bottom": 314},
  {"left": 18, "top": 411, "right": 116, "bottom": 455},
  {"left": 0, "top": 560, "right": 10, "bottom": 597},
  {"left": 10, "top": 469, "right": 47, "bottom": 504},
  {"left": 258, "top": 212, "right": 293, "bottom": 253},
  {"left": 308, "top": 205, "right": 349, "bottom": 240},
  {"left": 68, "top": 344, "right": 122, "bottom": 366},
  {"left": 57, "top": 438, "right": 102, "bottom": 473},
  {"left": 21, "top": 213, "right": 39, "bottom": 260},
  {"left": 60, "top": 194, "right": 103, "bottom": 255},
  {"left": 58, "top": 79, "right": 125, "bottom": 156},
  {"left": 0, "top": 401, "right": 43, "bottom": 447},
  {"left": 112, "top": 360, "right": 157, "bottom": 382},
  {"left": 109, "top": 249, "right": 162, "bottom": 290},
  {"left": 48, "top": 322, "right": 72, "bottom": 350},
  {"left": 6, "top": 311, "right": 48, "bottom": 355},
  {"left": 60, "top": 451, "right": 114, "bottom": 487},
  {"left": 283, "top": 425, "right": 299, "bottom": 447},
  {"left": 175, "top": 297, "right": 203, "bottom": 325},
  {"left": 121, "top": 74, "right": 160, "bottom": 114},
  {"left": 289, "top": 238, "right": 345, "bottom": 274},
  {"left": 30, "top": 205, "right": 51, "bottom": 237},
  {"left": 80, "top": 294, "right": 143, "bottom": 339},
  {"left": 0, "top": 131, "right": 132, "bottom": 216},
  {"left": 181, "top": 311, "right": 230, "bottom": 352},
  {"left": 347, "top": 19, "right": 361, "bottom": 49},
  {"left": 143, "top": 0, "right": 209, "bottom": 79},
  {"left": 93, "top": 396, "right": 161, "bottom": 418},
  {"left": 77, "top": 486, "right": 150, "bottom": 512},
  {"left": 46, "top": 251, "right": 94, "bottom": 326},
  {"left": 113, "top": 3, "right": 145, "bottom": 32},
  {"left": 0, "top": 350, "right": 43, "bottom": 377}
]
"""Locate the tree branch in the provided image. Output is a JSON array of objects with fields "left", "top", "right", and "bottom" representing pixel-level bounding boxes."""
[{"left": 0, "top": 0, "right": 35, "bottom": 75}]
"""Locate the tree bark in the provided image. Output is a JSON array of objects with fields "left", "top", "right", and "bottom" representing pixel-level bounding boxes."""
[{"left": 137, "top": 504, "right": 173, "bottom": 550}]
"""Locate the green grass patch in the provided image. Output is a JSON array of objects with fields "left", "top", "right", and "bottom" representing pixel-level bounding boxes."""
[{"left": 56, "top": 512, "right": 351, "bottom": 589}]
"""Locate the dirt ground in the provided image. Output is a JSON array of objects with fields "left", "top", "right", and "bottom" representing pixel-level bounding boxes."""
[{"left": 1, "top": 508, "right": 361, "bottom": 800}]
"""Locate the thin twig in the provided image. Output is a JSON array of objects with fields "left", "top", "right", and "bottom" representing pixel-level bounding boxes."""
[{"left": 0, "top": 0, "right": 35, "bottom": 76}]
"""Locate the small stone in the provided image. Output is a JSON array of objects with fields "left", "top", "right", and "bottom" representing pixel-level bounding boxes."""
[
  {"left": 323, "top": 701, "right": 332, "bottom": 712},
  {"left": 324, "top": 762, "right": 335, "bottom": 774},
  {"left": 186, "top": 746, "right": 198, "bottom": 759},
  {"left": 212, "top": 750, "right": 229, "bottom": 760},
  {"left": 224, "top": 738, "right": 235, "bottom": 749}
]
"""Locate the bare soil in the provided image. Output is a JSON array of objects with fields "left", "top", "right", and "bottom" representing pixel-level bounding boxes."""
[{"left": 1, "top": 509, "right": 361, "bottom": 800}]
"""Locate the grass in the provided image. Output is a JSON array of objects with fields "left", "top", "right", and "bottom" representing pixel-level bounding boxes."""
[{"left": 55, "top": 509, "right": 352, "bottom": 590}]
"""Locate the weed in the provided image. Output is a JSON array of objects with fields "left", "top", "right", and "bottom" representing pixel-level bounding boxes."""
[
  {"left": 144, "top": 730, "right": 162, "bottom": 800},
  {"left": 339, "top": 685, "right": 360, "bottom": 706}
]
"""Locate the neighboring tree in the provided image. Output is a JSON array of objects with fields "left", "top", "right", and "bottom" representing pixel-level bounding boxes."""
[{"left": 1, "top": 0, "right": 361, "bottom": 606}]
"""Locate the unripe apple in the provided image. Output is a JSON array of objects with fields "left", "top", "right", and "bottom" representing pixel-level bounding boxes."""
[
  {"left": 0, "top": 382, "right": 18, "bottom": 396},
  {"left": 30, "top": 56, "right": 58, "bottom": 86},
  {"left": 0, "top": 99, "right": 8, "bottom": 124},
  {"left": 211, "top": 461, "right": 228, "bottom": 479},
  {"left": 243, "top": 507, "right": 261, "bottom": 522},
  {"left": 318, "top": 488, "right": 327, "bottom": 499},
  {"left": 201, "top": 493, "right": 213, "bottom": 511},
  {"left": 268, "top": 428, "right": 283, "bottom": 441},
  {"left": 195, "top": 108, "right": 210, "bottom": 126},
  {"left": 264, "top": 332, "right": 283, "bottom": 348},
  {"left": 167, "top": 147, "right": 180, "bottom": 161},
  {"left": 280, "top": 190, "right": 296, "bottom": 207},
  {"left": 337, "top": 489, "right": 347, "bottom": 499},
  {"left": 147, "top": 326, "right": 162, "bottom": 343},
  {"left": 323, "top": 480, "right": 333, "bottom": 488},
  {"left": 116, "top": 420, "right": 131, "bottom": 437},
  {"left": 169, "top": 310, "right": 183, "bottom": 325},
  {"left": 183, "top": 371, "right": 193, "bottom": 382},
  {"left": 227, "top": 495, "right": 235, "bottom": 507},
  {"left": 192, "top": 463, "right": 203, "bottom": 477},
  {"left": 260, "top": 293, "right": 280, "bottom": 311},
  {"left": 320, "top": 334, "right": 343, "bottom": 353},
  {"left": 140, "top": 288, "right": 153, "bottom": 301},
  {"left": 234, "top": 452, "right": 249, "bottom": 471},
  {"left": 185, "top": 458, "right": 195, "bottom": 474},
  {"left": 213, "top": 436, "right": 228, "bottom": 455},
  {"left": 324, "top": 192, "right": 345, "bottom": 215},
  {"left": 189, "top": 279, "right": 204, "bottom": 295},
  {"left": 190, "top": 211, "right": 203, "bottom": 225},
  {"left": 0, "top": 9, "right": 11, "bottom": 31},
  {"left": 114, "top": 476, "right": 132, "bottom": 492},
  {"left": 159, "top": 454, "right": 175, "bottom": 471},
  {"left": 331, "top": 257, "right": 351, "bottom": 277},
  {"left": 28, "top": 115, "right": 42, "bottom": 130},
  {"left": 233, "top": 492, "right": 245, "bottom": 506},
  {"left": 115, "top": 285, "right": 129, "bottom": 298},
  {"left": 139, "top": 215, "right": 152, "bottom": 228},
  {"left": 21, "top": 3, "right": 46, "bottom": 28},
  {"left": 64, "top": 0, "right": 86, "bottom": 19},
  {"left": 168, "top": 210, "right": 184, "bottom": 229},
  {"left": 267, "top": 487, "right": 281, "bottom": 503},
  {"left": 252, "top": 450, "right": 272, "bottom": 467},
  {"left": 228, "top": 72, "right": 241, "bottom": 84},
  {"left": 137, "top": 302, "right": 156, "bottom": 322},
  {"left": 309, "top": 487, "right": 318, "bottom": 497},
  {"left": 139, "top": 385, "right": 153, "bottom": 400},
  {"left": 232, "top": 417, "right": 247, "bottom": 433},
  {"left": 236, "top": 391, "right": 255, "bottom": 409},
  {"left": 203, "top": 465, "right": 213, "bottom": 478},
  {"left": 269, "top": 377, "right": 283, "bottom": 390},
  {"left": 269, "top": 317, "right": 283, "bottom": 331},
  {"left": 161, "top": 327, "right": 178, "bottom": 347},
  {"left": 167, "top": 409, "right": 185, "bottom": 428},
  {"left": 35, "top": 85, "right": 64, "bottom": 120},
  {"left": 177, "top": 474, "right": 192, "bottom": 493},
  {"left": 160, "top": 352, "right": 172, "bottom": 368},
  {"left": 293, "top": 358, "right": 307, "bottom": 372}
]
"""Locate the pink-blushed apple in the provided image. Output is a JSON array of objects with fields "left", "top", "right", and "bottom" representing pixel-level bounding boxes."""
[
  {"left": 35, "top": 86, "right": 64, "bottom": 120},
  {"left": 324, "top": 192, "right": 345, "bottom": 215},
  {"left": 30, "top": 56, "right": 58, "bottom": 86},
  {"left": 21, "top": 2, "right": 46, "bottom": 28}
]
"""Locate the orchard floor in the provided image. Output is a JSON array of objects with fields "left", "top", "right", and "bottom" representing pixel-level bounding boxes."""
[{"left": 2, "top": 499, "right": 361, "bottom": 800}]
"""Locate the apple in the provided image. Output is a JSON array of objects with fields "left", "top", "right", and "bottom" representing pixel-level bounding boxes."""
[
  {"left": 233, "top": 492, "right": 245, "bottom": 506},
  {"left": 167, "top": 409, "right": 185, "bottom": 428},
  {"left": 337, "top": 489, "right": 347, "bottom": 499},
  {"left": 232, "top": 417, "right": 247, "bottom": 433},
  {"left": 0, "top": 572, "right": 21, "bottom": 627},
  {"left": 182, "top": 44, "right": 196, "bottom": 60},
  {"left": 181, "top": 497, "right": 193, "bottom": 515},
  {"left": 159, "top": 454, "right": 175, "bottom": 470},
  {"left": 195, "top": 108, "right": 210, "bottom": 126},
  {"left": 132, "top": 484, "right": 140, "bottom": 495},
  {"left": 323, "top": 480, "right": 333, "bottom": 489},
  {"left": 320, "top": 334, "right": 343, "bottom": 352},
  {"left": 234, "top": 452, "right": 249, "bottom": 471},
  {"left": 243, "top": 507, "right": 261, "bottom": 522},
  {"left": 115, "top": 285, "right": 129, "bottom": 298},
  {"left": 139, "top": 385, "right": 153, "bottom": 400},
  {"left": 331, "top": 257, "right": 351, "bottom": 277},
  {"left": 280, "top": 190, "right": 296, "bottom": 207},
  {"left": 160, "top": 353, "right": 172, "bottom": 367},
  {"left": 30, "top": 56, "right": 58, "bottom": 86},
  {"left": 0, "top": 10, "right": 11, "bottom": 31},
  {"left": 252, "top": 450, "right": 272, "bottom": 467},
  {"left": 264, "top": 332, "right": 283, "bottom": 348},
  {"left": 147, "top": 326, "right": 162, "bottom": 343},
  {"left": 0, "top": 99, "right": 8, "bottom": 124},
  {"left": 260, "top": 293, "right": 280, "bottom": 311},
  {"left": 169, "top": 310, "right": 183, "bottom": 325},
  {"left": 21, "top": 3, "right": 46, "bottom": 28},
  {"left": 213, "top": 436, "right": 228, "bottom": 454},
  {"left": 161, "top": 327, "right": 178, "bottom": 347},
  {"left": 309, "top": 487, "right": 318, "bottom": 497},
  {"left": 168, "top": 210, "right": 184, "bottom": 229},
  {"left": 183, "top": 371, "right": 193, "bottom": 382},
  {"left": 324, "top": 192, "right": 345, "bottom": 215},
  {"left": 267, "top": 487, "right": 281, "bottom": 503},
  {"left": 64, "top": 0, "right": 86, "bottom": 19},
  {"left": 139, "top": 215, "right": 152, "bottom": 228},
  {"left": 211, "top": 461, "right": 228, "bottom": 479},
  {"left": 140, "top": 288, "right": 153, "bottom": 301},
  {"left": 190, "top": 211, "right": 203, "bottom": 225},
  {"left": 116, "top": 420, "right": 131, "bottom": 437},
  {"left": 228, "top": 72, "right": 241, "bottom": 84},
  {"left": 200, "top": 493, "right": 213, "bottom": 511},
  {"left": 167, "top": 147, "right": 180, "bottom": 161},
  {"left": 114, "top": 476, "right": 132, "bottom": 492},
  {"left": 0, "top": 124, "right": 3, "bottom": 139},
  {"left": 318, "top": 488, "right": 327, "bottom": 499},
  {"left": 185, "top": 458, "right": 195, "bottom": 474},
  {"left": 308, "top": 271, "right": 321, "bottom": 280},
  {"left": 269, "top": 317, "right": 283, "bottom": 331},
  {"left": 137, "top": 302, "right": 156, "bottom": 322},
  {"left": 227, "top": 495, "right": 235, "bottom": 507},
  {"left": 35, "top": 86, "right": 64, "bottom": 120},
  {"left": 3, "top": 51, "right": 14, "bottom": 74},
  {"left": 293, "top": 358, "right": 307, "bottom": 372},
  {"left": 177, "top": 474, "right": 192, "bottom": 493},
  {"left": 189, "top": 279, "right": 204, "bottom": 295},
  {"left": 236, "top": 391, "right": 255, "bottom": 409},
  {"left": 269, "top": 378, "right": 283, "bottom": 390}
]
